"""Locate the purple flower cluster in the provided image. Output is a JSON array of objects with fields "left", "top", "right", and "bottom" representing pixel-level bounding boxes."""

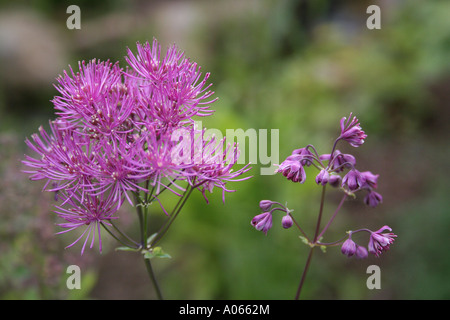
[
  {"left": 23, "top": 39, "right": 251, "bottom": 253},
  {"left": 341, "top": 226, "right": 397, "bottom": 258},
  {"left": 251, "top": 200, "right": 293, "bottom": 235},
  {"left": 253, "top": 113, "right": 397, "bottom": 259},
  {"left": 276, "top": 112, "right": 382, "bottom": 207}
]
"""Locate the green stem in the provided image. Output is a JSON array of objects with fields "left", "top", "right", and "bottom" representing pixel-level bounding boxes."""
[
  {"left": 143, "top": 257, "right": 163, "bottom": 300},
  {"left": 151, "top": 185, "right": 193, "bottom": 247},
  {"left": 101, "top": 222, "right": 138, "bottom": 249},
  {"left": 134, "top": 191, "right": 148, "bottom": 246},
  {"left": 110, "top": 221, "right": 140, "bottom": 248},
  {"left": 133, "top": 190, "right": 165, "bottom": 300}
]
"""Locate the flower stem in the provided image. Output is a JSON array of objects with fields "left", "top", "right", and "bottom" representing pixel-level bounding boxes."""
[
  {"left": 143, "top": 257, "right": 163, "bottom": 300},
  {"left": 100, "top": 222, "right": 138, "bottom": 249},
  {"left": 313, "top": 185, "right": 327, "bottom": 243},
  {"left": 151, "top": 184, "right": 193, "bottom": 247},
  {"left": 317, "top": 193, "right": 348, "bottom": 241},
  {"left": 295, "top": 184, "right": 326, "bottom": 300},
  {"left": 294, "top": 247, "right": 315, "bottom": 300}
]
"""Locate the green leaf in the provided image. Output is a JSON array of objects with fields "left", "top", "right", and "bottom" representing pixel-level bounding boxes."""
[
  {"left": 299, "top": 236, "right": 310, "bottom": 246},
  {"left": 146, "top": 233, "right": 158, "bottom": 246},
  {"left": 115, "top": 246, "right": 139, "bottom": 252},
  {"left": 144, "top": 246, "right": 171, "bottom": 259}
]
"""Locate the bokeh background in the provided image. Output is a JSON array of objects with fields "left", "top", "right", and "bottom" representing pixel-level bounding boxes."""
[{"left": 0, "top": 0, "right": 449, "bottom": 300}]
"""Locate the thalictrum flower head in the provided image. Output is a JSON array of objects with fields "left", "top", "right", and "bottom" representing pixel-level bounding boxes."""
[
  {"left": 276, "top": 158, "right": 306, "bottom": 183},
  {"left": 368, "top": 226, "right": 397, "bottom": 257},
  {"left": 23, "top": 38, "right": 252, "bottom": 254},
  {"left": 338, "top": 113, "right": 367, "bottom": 147},
  {"left": 124, "top": 39, "right": 216, "bottom": 126},
  {"left": 54, "top": 192, "right": 120, "bottom": 254}
]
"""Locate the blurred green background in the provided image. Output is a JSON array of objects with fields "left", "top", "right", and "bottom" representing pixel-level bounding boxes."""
[{"left": 0, "top": 0, "right": 449, "bottom": 300}]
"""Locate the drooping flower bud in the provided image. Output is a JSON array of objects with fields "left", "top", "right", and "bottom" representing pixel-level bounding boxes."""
[
  {"left": 341, "top": 238, "right": 357, "bottom": 257},
  {"left": 342, "top": 169, "right": 366, "bottom": 192},
  {"left": 355, "top": 245, "right": 368, "bottom": 259},
  {"left": 251, "top": 212, "right": 273, "bottom": 235},
  {"left": 281, "top": 214, "right": 294, "bottom": 229},
  {"left": 315, "top": 169, "right": 330, "bottom": 186},
  {"left": 259, "top": 200, "right": 276, "bottom": 212},
  {"left": 360, "top": 171, "right": 379, "bottom": 189},
  {"left": 328, "top": 174, "right": 342, "bottom": 188},
  {"left": 364, "top": 190, "right": 383, "bottom": 208}
]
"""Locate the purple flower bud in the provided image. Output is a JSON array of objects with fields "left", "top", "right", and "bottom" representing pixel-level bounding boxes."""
[
  {"left": 368, "top": 226, "right": 397, "bottom": 257},
  {"left": 360, "top": 171, "right": 379, "bottom": 189},
  {"left": 342, "top": 169, "right": 366, "bottom": 192},
  {"left": 341, "top": 238, "right": 357, "bottom": 257},
  {"left": 328, "top": 174, "right": 342, "bottom": 187},
  {"left": 338, "top": 113, "right": 367, "bottom": 147},
  {"left": 251, "top": 212, "right": 273, "bottom": 235},
  {"left": 259, "top": 200, "right": 275, "bottom": 211},
  {"left": 281, "top": 214, "right": 293, "bottom": 229},
  {"left": 276, "top": 159, "right": 306, "bottom": 183},
  {"left": 315, "top": 169, "right": 330, "bottom": 186},
  {"left": 355, "top": 245, "right": 368, "bottom": 259},
  {"left": 364, "top": 190, "right": 383, "bottom": 208}
]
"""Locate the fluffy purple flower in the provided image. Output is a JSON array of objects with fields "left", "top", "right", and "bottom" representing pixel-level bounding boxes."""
[
  {"left": 23, "top": 38, "right": 252, "bottom": 254},
  {"left": 368, "top": 226, "right": 397, "bottom": 257},
  {"left": 338, "top": 113, "right": 367, "bottom": 147},
  {"left": 22, "top": 120, "right": 98, "bottom": 196},
  {"left": 124, "top": 39, "right": 216, "bottom": 126},
  {"left": 187, "top": 133, "right": 252, "bottom": 203},
  {"left": 251, "top": 212, "right": 273, "bottom": 235},
  {"left": 342, "top": 169, "right": 366, "bottom": 192},
  {"left": 54, "top": 192, "right": 120, "bottom": 254},
  {"left": 52, "top": 59, "right": 124, "bottom": 125}
]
